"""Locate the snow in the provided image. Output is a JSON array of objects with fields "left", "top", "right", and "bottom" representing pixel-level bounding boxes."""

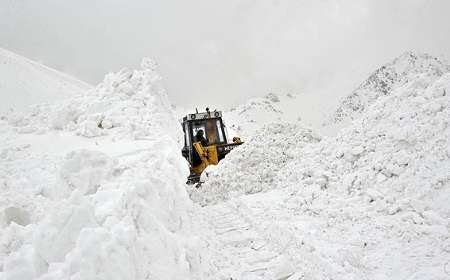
[
  {"left": 1, "top": 50, "right": 450, "bottom": 279},
  {"left": 270, "top": 72, "right": 450, "bottom": 279},
  {"left": 192, "top": 52, "right": 450, "bottom": 279},
  {"left": 0, "top": 48, "right": 92, "bottom": 114},
  {"left": 223, "top": 93, "right": 305, "bottom": 139},
  {"left": 328, "top": 51, "right": 450, "bottom": 126},
  {"left": 0, "top": 60, "right": 206, "bottom": 279},
  {"left": 190, "top": 123, "right": 321, "bottom": 205},
  {"left": 4, "top": 58, "right": 179, "bottom": 141}
]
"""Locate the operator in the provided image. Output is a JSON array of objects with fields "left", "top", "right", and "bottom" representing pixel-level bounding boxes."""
[{"left": 194, "top": 129, "right": 208, "bottom": 146}]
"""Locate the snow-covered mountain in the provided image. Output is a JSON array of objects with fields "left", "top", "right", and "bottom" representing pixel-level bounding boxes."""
[
  {"left": 329, "top": 51, "right": 450, "bottom": 125},
  {"left": 0, "top": 48, "right": 91, "bottom": 113}
]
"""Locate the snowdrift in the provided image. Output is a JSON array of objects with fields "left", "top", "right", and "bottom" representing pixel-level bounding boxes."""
[
  {"left": 0, "top": 48, "right": 91, "bottom": 114},
  {"left": 0, "top": 60, "right": 204, "bottom": 279}
]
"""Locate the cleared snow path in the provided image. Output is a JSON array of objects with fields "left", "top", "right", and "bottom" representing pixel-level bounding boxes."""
[{"left": 200, "top": 200, "right": 297, "bottom": 280}]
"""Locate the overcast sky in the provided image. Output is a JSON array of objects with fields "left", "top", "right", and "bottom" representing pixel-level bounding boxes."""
[{"left": 1, "top": 0, "right": 449, "bottom": 109}]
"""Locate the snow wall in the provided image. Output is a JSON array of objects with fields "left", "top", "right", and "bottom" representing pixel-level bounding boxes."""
[{"left": 1, "top": 59, "right": 205, "bottom": 279}]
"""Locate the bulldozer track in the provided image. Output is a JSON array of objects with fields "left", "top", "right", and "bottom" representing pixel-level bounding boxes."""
[{"left": 201, "top": 200, "right": 296, "bottom": 280}]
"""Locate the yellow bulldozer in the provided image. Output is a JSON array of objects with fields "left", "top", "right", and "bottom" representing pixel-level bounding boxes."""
[{"left": 181, "top": 108, "right": 243, "bottom": 184}]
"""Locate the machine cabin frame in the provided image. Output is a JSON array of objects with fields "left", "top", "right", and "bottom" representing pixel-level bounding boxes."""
[{"left": 181, "top": 110, "right": 229, "bottom": 166}]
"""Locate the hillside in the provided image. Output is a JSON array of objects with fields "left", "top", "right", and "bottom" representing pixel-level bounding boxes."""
[{"left": 0, "top": 48, "right": 91, "bottom": 113}]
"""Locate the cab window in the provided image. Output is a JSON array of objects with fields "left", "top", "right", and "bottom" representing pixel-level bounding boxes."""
[
  {"left": 216, "top": 120, "right": 225, "bottom": 143},
  {"left": 206, "top": 119, "right": 218, "bottom": 144},
  {"left": 192, "top": 122, "right": 207, "bottom": 143},
  {"left": 184, "top": 123, "right": 191, "bottom": 147}
]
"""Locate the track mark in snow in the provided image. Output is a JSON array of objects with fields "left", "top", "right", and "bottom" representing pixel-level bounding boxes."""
[{"left": 202, "top": 201, "right": 296, "bottom": 280}]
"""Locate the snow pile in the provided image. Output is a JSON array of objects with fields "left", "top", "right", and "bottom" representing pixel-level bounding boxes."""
[
  {"left": 0, "top": 60, "right": 205, "bottom": 279},
  {"left": 2, "top": 148, "right": 198, "bottom": 280},
  {"left": 0, "top": 48, "right": 91, "bottom": 114},
  {"left": 190, "top": 123, "right": 321, "bottom": 204},
  {"left": 269, "top": 68, "right": 450, "bottom": 278},
  {"left": 5, "top": 58, "right": 180, "bottom": 141},
  {"left": 330, "top": 51, "right": 450, "bottom": 125},
  {"left": 281, "top": 71, "right": 450, "bottom": 217}
]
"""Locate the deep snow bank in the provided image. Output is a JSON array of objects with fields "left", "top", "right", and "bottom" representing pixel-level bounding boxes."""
[
  {"left": 0, "top": 60, "right": 204, "bottom": 279},
  {"left": 190, "top": 123, "right": 321, "bottom": 204},
  {"left": 0, "top": 48, "right": 91, "bottom": 114}
]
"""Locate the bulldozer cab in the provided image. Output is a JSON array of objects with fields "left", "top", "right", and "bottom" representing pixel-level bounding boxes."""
[
  {"left": 182, "top": 110, "right": 228, "bottom": 163},
  {"left": 181, "top": 108, "right": 242, "bottom": 184},
  {"left": 191, "top": 118, "right": 226, "bottom": 145}
]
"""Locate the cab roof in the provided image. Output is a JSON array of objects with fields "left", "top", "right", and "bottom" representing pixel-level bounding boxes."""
[{"left": 182, "top": 111, "right": 222, "bottom": 122}]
